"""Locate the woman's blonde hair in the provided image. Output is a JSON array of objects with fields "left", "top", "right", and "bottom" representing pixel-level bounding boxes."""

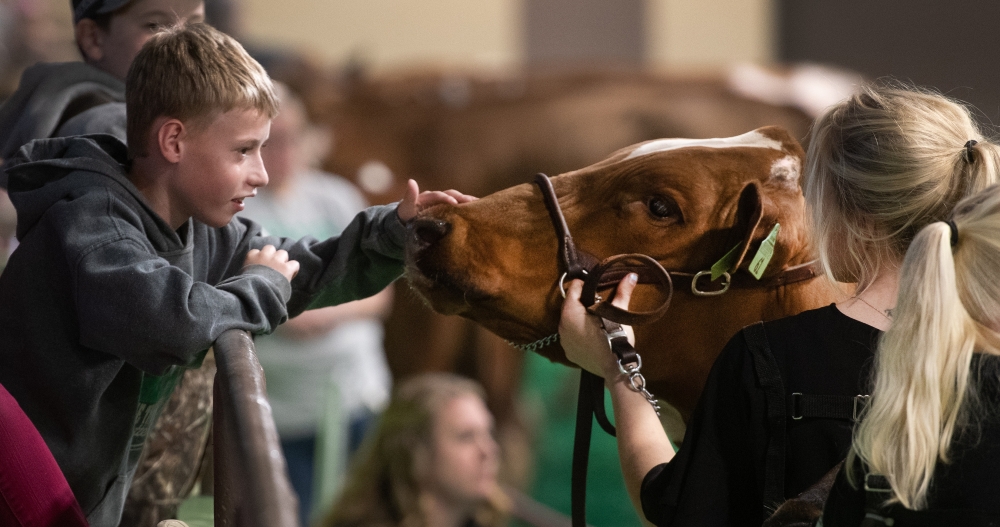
[
  {"left": 849, "top": 185, "right": 1000, "bottom": 509},
  {"left": 321, "top": 373, "right": 507, "bottom": 527},
  {"left": 804, "top": 83, "right": 1000, "bottom": 291}
]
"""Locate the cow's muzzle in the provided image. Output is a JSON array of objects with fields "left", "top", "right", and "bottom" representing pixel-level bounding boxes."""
[{"left": 408, "top": 217, "right": 450, "bottom": 250}]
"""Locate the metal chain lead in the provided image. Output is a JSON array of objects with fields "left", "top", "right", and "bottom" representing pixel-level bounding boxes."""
[
  {"left": 508, "top": 333, "right": 559, "bottom": 353},
  {"left": 618, "top": 353, "right": 661, "bottom": 415}
]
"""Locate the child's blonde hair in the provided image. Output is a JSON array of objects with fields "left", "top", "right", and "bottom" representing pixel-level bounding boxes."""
[
  {"left": 849, "top": 185, "right": 1000, "bottom": 509},
  {"left": 124, "top": 23, "right": 278, "bottom": 159},
  {"left": 804, "top": 83, "right": 1000, "bottom": 291}
]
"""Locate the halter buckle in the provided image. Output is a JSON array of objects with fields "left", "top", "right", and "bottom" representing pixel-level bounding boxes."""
[{"left": 691, "top": 270, "right": 731, "bottom": 296}]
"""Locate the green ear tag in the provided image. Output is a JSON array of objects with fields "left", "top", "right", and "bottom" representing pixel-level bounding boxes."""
[
  {"left": 749, "top": 223, "right": 781, "bottom": 279},
  {"left": 710, "top": 242, "right": 742, "bottom": 281}
]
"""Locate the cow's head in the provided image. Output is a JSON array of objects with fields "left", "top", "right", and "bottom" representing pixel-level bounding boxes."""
[{"left": 405, "top": 126, "right": 816, "bottom": 367}]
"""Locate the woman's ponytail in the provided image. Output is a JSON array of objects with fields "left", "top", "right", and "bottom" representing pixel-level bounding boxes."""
[{"left": 851, "top": 186, "right": 1000, "bottom": 508}]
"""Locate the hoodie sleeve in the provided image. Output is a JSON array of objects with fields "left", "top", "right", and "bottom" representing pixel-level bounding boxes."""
[
  {"left": 73, "top": 233, "right": 291, "bottom": 374},
  {"left": 240, "top": 202, "right": 407, "bottom": 316},
  {"left": 72, "top": 226, "right": 293, "bottom": 375},
  {"left": 72, "top": 193, "right": 403, "bottom": 374}
]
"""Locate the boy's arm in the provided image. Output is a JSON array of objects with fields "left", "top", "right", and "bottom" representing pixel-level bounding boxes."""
[
  {"left": 74, "top": 234, "right": 293, "bottom": 375},
  {"left": 251, "top": 179, "right": 476, "bottom": 316},
  {"left": 248, "top": 202, "right": 406, "bottom": 316}
]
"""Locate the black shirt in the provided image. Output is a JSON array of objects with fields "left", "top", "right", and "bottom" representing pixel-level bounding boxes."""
[
  {"left": 822, "top": 354, "right": 1000, "bottom": 527},
  {"left": 640, "top": 304, "right": 880, "bottom": 526}
]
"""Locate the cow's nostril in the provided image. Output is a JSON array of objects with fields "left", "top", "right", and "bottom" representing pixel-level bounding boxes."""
[{"left": 411, "top": 218, "right": 451, "bottom": 246}]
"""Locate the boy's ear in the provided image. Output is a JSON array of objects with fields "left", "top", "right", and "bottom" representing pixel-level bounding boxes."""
[
  {"left": 74, "top": 19, "right": 105, "bottom": 63},
  {"left": 157, "top": 119, "right": 185, "bottom": 164}
]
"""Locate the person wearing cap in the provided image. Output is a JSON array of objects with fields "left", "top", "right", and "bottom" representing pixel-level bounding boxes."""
[{"left": 0, "top": 0, "right": 204, "bottom": 171}]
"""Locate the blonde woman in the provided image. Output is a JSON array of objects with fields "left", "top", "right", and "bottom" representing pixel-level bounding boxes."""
[
  {"left": 821, "top": 187, "right": 1000, "bottom": 525},
  {"left": 560, "top": 83, "right": 1000, "bottom": 526},
  {"left": 321, "top": 373, "right": 507, "bottom": 527}
]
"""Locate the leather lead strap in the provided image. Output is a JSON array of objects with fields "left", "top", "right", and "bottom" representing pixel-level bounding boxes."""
[
  {"left": 571, "top": 369, "right": 603, "bottom": 527},
  {"left": 581, "top": 254, "right": 673, "bottom": 326}
]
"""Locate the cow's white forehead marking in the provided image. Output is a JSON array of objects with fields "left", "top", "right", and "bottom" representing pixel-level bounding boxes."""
[
  {"left": 770, "top": 155, "right": 800, "bottom": 186},
  {"left": 624, "top": 130, "right": 784, "bottom": 160}
]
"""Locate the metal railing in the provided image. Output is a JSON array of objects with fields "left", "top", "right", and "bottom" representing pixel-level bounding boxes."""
[{"left": 213, "top": 329, "right": 300, "bottom": 527}]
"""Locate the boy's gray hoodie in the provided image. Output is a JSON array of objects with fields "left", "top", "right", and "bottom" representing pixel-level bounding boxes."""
[{"left": 0, "top": 134, "right": 407, "bottom": 526}]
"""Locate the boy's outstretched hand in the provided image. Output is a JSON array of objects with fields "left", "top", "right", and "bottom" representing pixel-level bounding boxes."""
[
  {"left": 396, "top": 179, "right": 477, "bottom": 223},
  {"left": 245, "top": 245, "right": 300, "bottom": 283}
]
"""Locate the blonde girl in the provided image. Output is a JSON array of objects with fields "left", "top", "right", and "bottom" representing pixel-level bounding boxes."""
[{"left": 822, "top": 187, "right": 1000, "bottom": 525}]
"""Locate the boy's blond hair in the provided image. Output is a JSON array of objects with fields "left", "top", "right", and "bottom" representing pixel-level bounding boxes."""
[{"left": 125, "top": 23, "right": 278, "bottom": 159}]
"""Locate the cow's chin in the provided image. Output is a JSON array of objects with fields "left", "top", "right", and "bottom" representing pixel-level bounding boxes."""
[
  {"left": 405, "top": 264, "right": 556, "bottom": 346},
  {"left": 405, "top": 264, "right": 483, "bottom": 316}
]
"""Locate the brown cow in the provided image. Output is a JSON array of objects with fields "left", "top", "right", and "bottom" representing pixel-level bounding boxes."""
[
  {"left": 310, "top": 69, "right": 828, "bottom": 484},
  {"left": 403, "top": 125, "right": 844, "bottom": 423}
]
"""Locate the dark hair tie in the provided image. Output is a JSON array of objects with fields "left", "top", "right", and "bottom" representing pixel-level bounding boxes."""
[
  {"left": 946, "top": 219, "right": 959, "bottom": 247},
  {"left": 964, "top": 140, "right": 978, "bottom": 163}
]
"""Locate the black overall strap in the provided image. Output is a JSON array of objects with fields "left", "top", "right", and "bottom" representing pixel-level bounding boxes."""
[
  {"left": 859, "top": 471, "right": 893, "bottom": 527},
  {"left": 858, "top": 467, "right": 1000, "bottom": 527},
  {"left": 789, "top": 393, "right": 870, "bottom": 421},
  {"left": 743, "top": 322, "right": 787, "bottom": 518}
]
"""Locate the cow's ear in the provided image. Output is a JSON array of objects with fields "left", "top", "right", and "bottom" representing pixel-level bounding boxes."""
[{"left": 727, "top": 182, "right": 768, "bottom": 273}]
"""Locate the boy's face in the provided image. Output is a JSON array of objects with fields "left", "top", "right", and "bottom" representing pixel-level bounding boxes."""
[
  {"left": 84, "top": 0, "right": 205, "bottom": 80},
  {"left": 169, "top": 108, "right": 270, "bottom": 229}
]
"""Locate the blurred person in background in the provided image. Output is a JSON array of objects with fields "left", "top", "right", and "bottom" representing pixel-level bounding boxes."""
[
  {"left": 239, "top": 81, "right": 395, "bottom": 526},
  {"left": 0, "top": 0, "right": 79, "bottom": 101},
  {"left": 0, "top": 0, "right": 204, "bottom": 273},
  {"left": 0, "top": 0, "right": 204, "bottom": 165},
  {"left": 321, "top": 372, "right": 507, "bottom": 527}
]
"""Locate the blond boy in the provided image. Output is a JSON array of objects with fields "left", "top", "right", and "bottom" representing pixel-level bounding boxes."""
[{"left": 0, "top": 23, "right": 471, "bottom": 527}]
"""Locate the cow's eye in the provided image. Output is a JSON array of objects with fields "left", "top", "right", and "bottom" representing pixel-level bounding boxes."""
[{"left": 647, "top": 197, "right": 680, "bottom": 220}]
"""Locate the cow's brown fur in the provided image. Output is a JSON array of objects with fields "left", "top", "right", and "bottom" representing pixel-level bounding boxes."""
[
  {"left": 763, "top": 461, "right": 843, "bottom": 527},
  {"left": 404, "top": 125, "right": 844, "bottom": 421}
]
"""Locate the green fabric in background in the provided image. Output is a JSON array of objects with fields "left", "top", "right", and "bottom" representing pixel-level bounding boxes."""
[
  {"left": 176, "top": 495, "right": 213, "bottom": 527},
  {"left": 515, "top": 352, "right": 642, "bottom": 527}
]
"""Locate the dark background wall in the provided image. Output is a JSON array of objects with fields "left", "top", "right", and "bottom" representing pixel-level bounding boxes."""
[{"left": 779, "top": 0, "right": 1000, "bottom": 122}]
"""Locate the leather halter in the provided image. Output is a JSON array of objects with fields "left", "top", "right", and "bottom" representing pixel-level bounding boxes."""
[
  {"left": 531, "top": 172, "right": 820, "bottom": 527},
  {"left": 535, "top": 173, "right": 674, "bottom": 325}
]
